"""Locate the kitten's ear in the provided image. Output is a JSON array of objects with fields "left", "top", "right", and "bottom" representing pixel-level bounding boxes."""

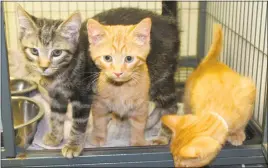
[
  {"left": 161, "top": 114, "right": 197, "bottom": 133},
  {"left": 57, "top": 12, "right": 82, "bottom": 39},
  {"left": 179, "top": 136, "right": 221, "bottom": 159},
  {"left": 132, "top": 18, "right": 152, "bottom": 45},
  {"left": 87, "top": 19, "right": 106, "bottom": 45},
  {"left": 161, "top": 115, "right": 181, "bottom": 133},
  {"left": 16, "top": 4, "right": 36, "bottom": 35}
]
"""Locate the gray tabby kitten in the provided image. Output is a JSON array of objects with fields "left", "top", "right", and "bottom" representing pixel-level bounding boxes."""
[{"left": 16, "top": 5, "right": 90, "bottom": 158}]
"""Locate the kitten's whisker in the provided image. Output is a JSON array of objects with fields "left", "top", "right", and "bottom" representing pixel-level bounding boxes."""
[
  {"left": 131, "top": 73, "right": 140, "bottom": 85},
  {"left": 81, "top": 72, "right": 100, "bottom": 82},
  {"left": 89, "top": 76, "right": 99, "bottom": 86},
  {"left": 85, "top": 73, "right": 102, "bottom": 89}
]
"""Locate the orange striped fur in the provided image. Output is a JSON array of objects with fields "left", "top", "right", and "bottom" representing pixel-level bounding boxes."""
[
  {"left": 87, "top": 18, "right": 152, "bottom": 146},
  {"left": 162, "top": 24, "right": 256, "bottom": 167}
]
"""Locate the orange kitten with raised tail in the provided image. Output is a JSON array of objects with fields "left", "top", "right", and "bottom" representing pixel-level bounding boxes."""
[
  {"left": 87, "top": 18, "right": 152, "bottom": 146},
  {"left": 162, "top": 24, "right": 256, "bottom": 167}
]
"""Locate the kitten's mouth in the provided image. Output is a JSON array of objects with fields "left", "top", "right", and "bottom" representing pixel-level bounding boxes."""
[
  {"left": 109, "top": 78, "right": 129, "bottom": 82},
  {"left": 107, "top": 76, "right": 132, "bottom": 83},
  {"left": 40, "top": 69, "right": 55, "bottom": 77},
  {"left": 42, "top": 73, "right": 53, "bottom": 77}
]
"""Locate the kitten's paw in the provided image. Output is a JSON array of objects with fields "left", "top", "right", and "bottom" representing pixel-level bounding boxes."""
[
  {"left": 62, "top": 144, "right": 83, "bottom": 159},
  {"left": 43, "top": 133, "right": 62, "bottom": 146},
  {"left": 149, "top": 136, "right": 169, "bottom": 145},
  {"left": 131, "top": 139, "right": 150, "bottom": 146},
  {"left": 228, "top": 131, "right": 246, "bottom": 146},
  {"left": 90, "top": 136, "right": 106, "bottom": 147},
  {"left": 173, "top": 156, "right": 180, "bottom": 167}
]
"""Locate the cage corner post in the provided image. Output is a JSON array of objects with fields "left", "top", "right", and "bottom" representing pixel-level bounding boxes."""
[
  {"left": 197, "top": 1, "right": 207, "bottom": 63},
  {"left": 262, "top": 109, "right": 268, "bottom": 162},
  {"left": 0, "top": 1, "right": 17, "bottom": 159}
]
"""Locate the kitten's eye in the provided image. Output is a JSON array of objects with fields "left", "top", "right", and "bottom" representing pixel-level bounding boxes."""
[
  {"left": 103, "top": 55, "right": 112, "bottom": 62},
  {"left": 51, "top": 50, "right": 62, "bottom": 57},
  {"left": 125, "top": 56, "right": 134, "bottom": 63},
  {"left": 30, "top": 48, "right": 39, "bottom": 56}
]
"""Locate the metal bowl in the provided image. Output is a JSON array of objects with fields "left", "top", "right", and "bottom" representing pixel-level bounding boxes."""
[
  {"left": 10, "top": 78, "right": 38, "bottom": 96},
  {"left": 12, "top": 96, "right": 44, "bottom": 149}
]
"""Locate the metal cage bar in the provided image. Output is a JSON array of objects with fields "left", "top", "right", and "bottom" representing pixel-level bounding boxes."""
[
  {"left": 162, "top": 1, "right": 177, "bottom": 20},
  {"left": 262, "top": 73, "right": 267, "bottom": 162},
  {"left": 0, "top": 2, "right": 16, "bottom": 158},
  {"left": 197, "top": 1, "right": 207, "bottom": 62},
  {"left": 263, "top": 111, "right": 268, "bottom": 162}
]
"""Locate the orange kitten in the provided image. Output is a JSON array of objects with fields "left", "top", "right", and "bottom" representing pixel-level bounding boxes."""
[
  {"left": 162, "top": 24, "right": 256, "bottom": 167},
  {"left": 87, "top": 18, "right": 152, "bottom": 146}
]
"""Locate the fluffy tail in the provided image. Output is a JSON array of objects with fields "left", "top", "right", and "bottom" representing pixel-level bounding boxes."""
[{"left": 201, "top": 24, "right": 223, "bottom": 64}]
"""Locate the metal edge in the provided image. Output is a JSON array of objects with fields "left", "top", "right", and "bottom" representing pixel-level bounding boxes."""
[
  {"left": 218, "top": 144, "right": 264, "bottom": 158},
  {"left": 263, "top": 104, "right": 267, "bottom": 144},
  {"left": 1, "top": 2, "right": 17, "bottom": 159},
  {"left": 3, "top": 161, "right": 175, "bottom": 168},
  {"left": 10, "top": 78, "right": 38, "bottom": 95},
  {"left": 178, "top": 56, "right": 198, "bottom": 67},
  {"left": 262, "top": 110, "right": 268, "bottom": 162},
  {"left": 211, "top": 145, "right": 266, "bottom": 166},
  {"left": 211, "top": 155, "right": 267, "bottom": 166},
  {"left": 11, "top": 96, "right": 45, "bottom": 130},
  {"left": 262, "top": 144, "right": 268, "bottom": 163},
  {"left": 1, "top": 144, "right": 267, "bottom": 167},
  {"left": 1, "top": 146, "right": 174, "bottom": 167}
]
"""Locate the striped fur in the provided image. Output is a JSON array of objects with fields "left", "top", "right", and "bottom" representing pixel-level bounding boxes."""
[
  {"left": 87, "top": 18, "right": 152, "bottom": 147},
  {"left": 17, "top": 5, "right": 80, "bottom": 77},
  {"left": 16, "top": 5, "right": 92, "bottom": 159},
  {"left": 88, "top": 7, "right": 180, "bottom": 141}
]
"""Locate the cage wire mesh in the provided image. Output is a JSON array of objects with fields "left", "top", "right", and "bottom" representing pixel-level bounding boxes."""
[
  {"left": 204, "top": 2, "right": 267, "bottom": 129},
  {"left": 3, "top": 1, "right": 199, "bottom": 84},
  {"left": 2, "top": 1, "right": 267, "bottom": 133}
]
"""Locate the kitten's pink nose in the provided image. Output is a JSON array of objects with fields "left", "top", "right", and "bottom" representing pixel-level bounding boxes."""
[{"left": 114, "top": 72, "right": 123, "bottom": 77}]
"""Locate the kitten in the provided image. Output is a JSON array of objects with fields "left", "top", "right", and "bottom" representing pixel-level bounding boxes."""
[
  {"left": 16, "top": 5, "right": 92, "bottom": 158},
  {"left": 87, "top": 7, "right": 180, "bottom": 142},
  {"left": 87, "top": 18, "right": 152, "bottom": 146},
  {"left": 162, "top": 24, "right": 256, "bottom": 167}
]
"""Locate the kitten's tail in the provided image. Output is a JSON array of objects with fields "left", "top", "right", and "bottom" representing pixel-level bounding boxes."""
[{"left": 201, "top": 24, "right": 223, "bottom": 64}]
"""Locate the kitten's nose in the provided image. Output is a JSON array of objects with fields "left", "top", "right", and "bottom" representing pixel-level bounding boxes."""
[
  {"left": 41, "top": 67, "right": 48, "bottom": 72},
  {"left": 114, "top": 72, "right": 123, "bottom": 77}
]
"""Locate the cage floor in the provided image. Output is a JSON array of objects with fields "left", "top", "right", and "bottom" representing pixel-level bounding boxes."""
[{"left": 207, "top": 164, "right": 268, "bottom": 168}]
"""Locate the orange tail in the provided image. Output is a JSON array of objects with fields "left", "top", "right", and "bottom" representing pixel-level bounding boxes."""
[{"left": 201, "top": 24, "right": 223, "bottom": 64}]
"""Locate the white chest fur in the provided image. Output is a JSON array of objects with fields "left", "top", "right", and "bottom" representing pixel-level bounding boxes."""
[{"left": 98, "top": 85, "right": 149, "bottom": 117}]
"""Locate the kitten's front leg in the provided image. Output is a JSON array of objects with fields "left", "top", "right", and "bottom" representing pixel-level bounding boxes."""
[
  {"left": 129, "top": 103, "right": 149, "bottom": 146},
  {"left": 62, "top": 97, "right": 90, "bottom": 159},
  {"left": 43, "top": 92, "right": 68, "bottom": 146},
  {"left": 90, "top": 100, "right": 109, "bottom": 147}
]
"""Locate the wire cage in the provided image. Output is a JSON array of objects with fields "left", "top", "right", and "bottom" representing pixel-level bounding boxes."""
[{"left": 1, "top": 1, "right": 267, "bottom": 167}]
